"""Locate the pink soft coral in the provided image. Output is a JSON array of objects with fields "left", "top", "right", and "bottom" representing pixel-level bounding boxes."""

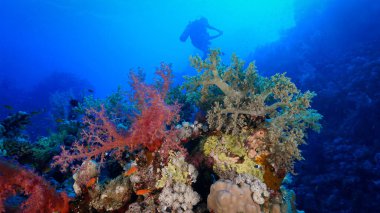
[
  {"left": 0, "top": 159, "right": 69, "bottom": 213},
  {"left": 52, "top": 63, "right": 181, "bottom": 171}
]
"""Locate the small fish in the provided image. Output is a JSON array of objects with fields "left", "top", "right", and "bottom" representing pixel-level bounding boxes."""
[
  {"left": 3, "top": 105, "right": 13, "bottom": 110},
  {"left": 69, "top": 99, "right": 79, "bottom": 107},
  {"left": 136, "top": 189, "right": 151, "bottom": 195},
  {"left": 124, "top": 166, "right": 138, "bottom": 176},
  {"left": 55, "top": 118, "right": 64, "bottom": 123},
  {"left": 88, "top": 89, "right": 94, "bottom": 93},
  {"left": 86, "top": 177, "right": 97, "bottom": 188},
  {"left": 146, "top": 151, "right": 154, "bottom": 165},
  {"left": 30, "top": 111, "right": 42, "bottom": 116},
  {"left": 43, "top": 166, "right": 52, "bottom": 173}
]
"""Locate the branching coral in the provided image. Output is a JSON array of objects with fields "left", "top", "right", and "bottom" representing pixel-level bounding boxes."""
[
  {"left": 0, "top": 159, "right": 69, "bottom": 213},
  {"left": 185, "top": 50, "right": 322, "bottom": 174},
  {"left": 52, "top": 63, "right": 181, "bottom": 171}
]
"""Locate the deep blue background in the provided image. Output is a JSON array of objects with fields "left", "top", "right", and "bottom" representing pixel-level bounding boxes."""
[{"left": 1, "top": 0, "right": 379, "bottom": 212}]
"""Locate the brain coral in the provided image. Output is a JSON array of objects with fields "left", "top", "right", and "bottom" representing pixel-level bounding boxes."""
[{"left": 207, "top": 179, "right": 261, "bottom": 213}]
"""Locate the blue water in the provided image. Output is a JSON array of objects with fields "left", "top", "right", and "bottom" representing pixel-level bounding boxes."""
[{"left": 1, "top": 0, "right": 379, "bottom": 212}]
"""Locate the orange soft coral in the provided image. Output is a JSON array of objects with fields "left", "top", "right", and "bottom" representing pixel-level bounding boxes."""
[
  {"left": 0, "top": 159, "right": 69, "bottom": 213},
  {"left": 255, "top": 154, "right": 285, "bottom": 191}
]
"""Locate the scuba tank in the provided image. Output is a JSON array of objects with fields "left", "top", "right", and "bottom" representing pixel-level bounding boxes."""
[{"left": 180, "top": 22, "right": 192, "bottom": 42}]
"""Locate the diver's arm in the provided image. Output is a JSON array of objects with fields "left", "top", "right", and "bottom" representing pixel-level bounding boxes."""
[{"left": 208, "top": 25, "right": 223, "bottom": 39}]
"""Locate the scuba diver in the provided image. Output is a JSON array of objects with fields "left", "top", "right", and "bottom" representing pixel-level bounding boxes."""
[{"left": 180, "top": 17, "right": 223, "bottom": 58}]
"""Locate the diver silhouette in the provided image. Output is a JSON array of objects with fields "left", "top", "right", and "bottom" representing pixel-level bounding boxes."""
[{"left": 180, "top": 17, "right": 223, "bottom": 58}]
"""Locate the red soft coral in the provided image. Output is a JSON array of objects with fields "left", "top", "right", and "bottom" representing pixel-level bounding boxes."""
[
  {"left": 52, "top": 63, "right": 181, "bottom": 171},
  {"left": 0, "top": 159, "right": 69, "bottom": 213}
]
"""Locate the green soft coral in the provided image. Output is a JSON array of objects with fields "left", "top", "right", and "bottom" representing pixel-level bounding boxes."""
[{"left": 186, "top": 49, "right": 322, "bottom": 173}]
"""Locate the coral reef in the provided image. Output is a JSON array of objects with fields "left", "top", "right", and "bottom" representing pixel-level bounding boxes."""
[
  {"left": 0, "top": 51, "right": 320, "bottom": 212},
  {"left": 182, "top": 50, "right": 321, "bottom": 212}
]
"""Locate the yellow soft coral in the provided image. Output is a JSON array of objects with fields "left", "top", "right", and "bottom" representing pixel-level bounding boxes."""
[{"left": 202, "top": 135, "right": 264, "bottom": 181}]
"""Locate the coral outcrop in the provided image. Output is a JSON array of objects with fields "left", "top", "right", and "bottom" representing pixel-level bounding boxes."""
[
  {"left": 37, "top": 50, "right": 319, "bottom": 212},
  {"left": 183, "top": 50, "right": 321, "bottom": 212}
]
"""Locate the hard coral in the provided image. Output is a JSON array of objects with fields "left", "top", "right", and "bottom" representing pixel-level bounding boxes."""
[
  {"left": 207, "top": 179, "right": 261, "bottom": 213},
  {"left": 0, "top": 159, "right": 69, "bottom": 213},
  {"left": 158, "top": 182, "right": 200, "bottom": 213},
  {"left": 89, "top": 175, "right": 132, "bottom": 212},
  {"left": 156, "top": 151, "right": 200, "bottom": 212},
  {"left": 233, "top": 174, "right": 269, "bottom": 205},
  {"left": 72, "top": 160, "right": 99, "bottom": 195}
]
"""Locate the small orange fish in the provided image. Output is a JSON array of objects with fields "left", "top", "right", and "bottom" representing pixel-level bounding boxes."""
[
  {"left": 136, "top": 189, "right": 151, "bottom": 195},
  {"left": 146, "top": 151, "right": 154, "bottom": 165},
  {"left": 124, "top": 166, "right": 138, "bottom": 176},
  {"left": 86, "top": 177, "right": 97, "bottom": 188},
  {"left": 42, "top": 166, "right": 52, "bottom": 173}
]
